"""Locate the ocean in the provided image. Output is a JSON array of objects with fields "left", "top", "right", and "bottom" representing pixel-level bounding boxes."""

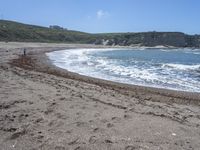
[{"left": 47, "top": 48, "right": 200, "bottom": 93}]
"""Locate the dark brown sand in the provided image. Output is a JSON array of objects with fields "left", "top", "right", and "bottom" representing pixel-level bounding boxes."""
[{"left": 0, "top": 42, "right": 200, "bottom": 150}]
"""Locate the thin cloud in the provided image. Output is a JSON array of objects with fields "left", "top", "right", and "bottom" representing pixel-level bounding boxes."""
[
  {"left": 97, "top": 10, "right": 109, "bottom": 19},
  {"left": 86, "top": 15, "right": 92, "bottom": 20}
]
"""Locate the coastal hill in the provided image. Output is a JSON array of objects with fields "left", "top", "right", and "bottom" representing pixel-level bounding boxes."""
[
  {"left": 1, "top": 20, "right": 200, "bottom": 47},
  {"left": 0, "top": 20, "right": 93, "bottom": 43}
]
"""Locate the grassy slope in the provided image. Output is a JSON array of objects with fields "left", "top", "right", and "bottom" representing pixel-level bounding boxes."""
[{"left": 0, "top": 20, "right": 95, "bottom": 43}]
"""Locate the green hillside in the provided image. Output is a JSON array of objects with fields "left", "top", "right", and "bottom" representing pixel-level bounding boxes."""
[
  {"left": 0, "top": 20, "right": 95, "bottom": 43},
  {"left": 1, "top": 20, "right": 200, "bottom": 47}
]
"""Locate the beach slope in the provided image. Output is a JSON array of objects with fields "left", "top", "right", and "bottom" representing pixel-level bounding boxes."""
[{"left": 0, "top": 42, "right": 200, "bottom": 150}]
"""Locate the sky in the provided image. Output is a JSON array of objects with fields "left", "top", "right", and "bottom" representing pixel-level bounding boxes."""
[{"left": 0, "top": 0, "right": 200, "bottom": 34}]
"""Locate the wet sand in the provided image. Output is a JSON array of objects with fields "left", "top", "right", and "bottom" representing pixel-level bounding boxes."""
[{"left": 0, "top": 42, "right": 200, "bottom": 150}]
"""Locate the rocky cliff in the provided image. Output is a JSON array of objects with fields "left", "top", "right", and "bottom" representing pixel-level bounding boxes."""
[{"left": 94, "top": 32, "right": 200, "bottom": 47}]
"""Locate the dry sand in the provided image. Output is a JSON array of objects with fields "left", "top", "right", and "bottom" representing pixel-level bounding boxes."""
[{"left": 0, "top": 42, "right": 200, "bottom": 150}]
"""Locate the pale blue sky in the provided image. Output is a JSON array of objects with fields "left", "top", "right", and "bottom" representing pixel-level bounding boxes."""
[{"left": 0, "top": 0, "right": 200, "bottom": 34}]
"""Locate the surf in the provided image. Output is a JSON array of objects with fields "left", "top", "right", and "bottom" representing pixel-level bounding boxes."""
[{"left": 47, "top": 48, "right": 200, "bottom": 93}]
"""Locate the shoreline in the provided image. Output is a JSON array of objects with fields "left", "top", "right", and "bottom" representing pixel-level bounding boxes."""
[
  {"left": 21, "top": 47, "right": 200, "bottom": 105},
  {"left": 1, "top": 42, "right": 200, "bottom": 149},
  {"left": 46, "top": 47, "right": 200, "bottom": 94}
]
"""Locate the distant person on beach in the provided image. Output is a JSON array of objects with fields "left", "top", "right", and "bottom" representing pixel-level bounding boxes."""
[{"left": 23, "top": 48, "right": 26, "bottom": 56}]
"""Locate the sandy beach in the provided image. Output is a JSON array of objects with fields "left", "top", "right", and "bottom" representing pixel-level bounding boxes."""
[{"left": 0, "top": 42, "right": 200, "bottom": 150}]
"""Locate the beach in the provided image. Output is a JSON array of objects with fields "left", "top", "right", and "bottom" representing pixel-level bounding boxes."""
[{"left": 0, "top": 42, "right": 200, "bottom": 150}]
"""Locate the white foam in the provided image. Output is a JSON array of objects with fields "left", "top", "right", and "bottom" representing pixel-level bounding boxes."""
[{"left": 163, "top": 63, "right": 200, "bottom": 71}]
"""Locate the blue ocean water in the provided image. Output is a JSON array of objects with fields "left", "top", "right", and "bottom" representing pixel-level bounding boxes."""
[{"left": 47, "top": 48, "right": 200, "bottom": 92}]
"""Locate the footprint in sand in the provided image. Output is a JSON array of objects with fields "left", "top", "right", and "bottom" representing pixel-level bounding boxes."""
[
  {"left": 100, "top": 119, "right": 108, "bottom": 123},
  {"left": 76, "top": 121, "right": 87, "bottom": 127},
  {"left": 124, "top": 145, "right": 137, "bottom": 150},
  {"left": 54, "top": 146, "right": 65, "bottom": 150},
  {"left": 94, "top": 113, "right": 101, "bottom": 118},
  {"left": 66, "top": 130, "right": 73, "bottom": 134},
  {"left": 44, "top": 104, "right": 56, "bottom": 114},
  {"left": 111, "top": 116, "right": 121, "bottom": 122},
  {"left": 34, "top": 117, "right": 44, "bottom": 123},
  {"left": 56, "top": 93, "right": 61, "bottom": 96},
  {"left": 59, "top": 97, "right": 66, "bottom": 101},
  {"left": 68, "top": 137, "right": 79, "bottom": 145},
  {"left": 89, "top": 136, "right": 97, "bottom": 144},
  {"left": 124, "top": 114, "right": 132, "bottom": 119},
  {"left": 107, "top": 123, "right": 114, "bottom": 128}
]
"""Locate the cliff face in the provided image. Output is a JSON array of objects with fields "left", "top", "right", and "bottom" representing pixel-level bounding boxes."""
[
  {"left": 140, "top": 32, "right": 186, "bottom": 47},
  {"left": 94, "top": 32, "right": 200, "bottom": 47},
  {"left": 1, "top": 20, "right": 200, "bottom": 48}
]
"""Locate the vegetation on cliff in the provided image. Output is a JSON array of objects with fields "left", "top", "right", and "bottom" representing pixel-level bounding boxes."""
[{"left": 1, "top": 20, "right": 200, "bottom": 47}]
